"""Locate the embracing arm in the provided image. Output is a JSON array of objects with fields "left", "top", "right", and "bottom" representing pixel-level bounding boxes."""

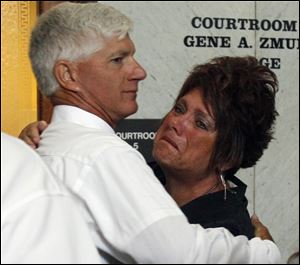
[
  {"left": 19, "top": 121, "right": 48, "bottom": 149},
  {"left": 251, "top": 214, "right": 274, "bottom": 241}
]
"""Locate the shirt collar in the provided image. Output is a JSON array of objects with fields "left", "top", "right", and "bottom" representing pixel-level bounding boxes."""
[{"left": 51, "top": 105, "right": 115, "bottom": 134}]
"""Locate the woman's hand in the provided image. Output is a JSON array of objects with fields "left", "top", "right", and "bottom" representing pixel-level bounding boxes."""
[
  {"left": 251, "top": 214, "right": 274, "bottom": 242},
  {"left": 19, "top": 121, "right": 48, "bottom": 149}
]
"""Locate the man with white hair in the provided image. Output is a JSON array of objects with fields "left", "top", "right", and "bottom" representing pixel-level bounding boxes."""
[{"left": 23, "top": 2, "right": 280, "bottom": 263}]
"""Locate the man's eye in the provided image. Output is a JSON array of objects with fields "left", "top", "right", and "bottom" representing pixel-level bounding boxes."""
[{"left": 111, "top": 57, "right": 123, "bottom": 64}]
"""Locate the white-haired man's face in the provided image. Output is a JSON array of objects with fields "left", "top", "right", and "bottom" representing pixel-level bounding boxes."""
[{"left": 74, "top": 35, "right": 147, "bottom": 127}]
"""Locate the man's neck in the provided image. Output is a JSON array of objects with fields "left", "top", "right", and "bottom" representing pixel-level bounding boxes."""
[{"left": 50, "top": 90, "right": 118, "bottom": 129}]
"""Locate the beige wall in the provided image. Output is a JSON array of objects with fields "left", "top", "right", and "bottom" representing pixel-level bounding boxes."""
[{"left": 1, "top": 1, "right": 37, "bottom": 137}]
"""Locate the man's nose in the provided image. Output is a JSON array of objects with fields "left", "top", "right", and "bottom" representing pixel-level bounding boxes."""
[{"left": 131, "top": 59, "right": 147, "bottom": 81}]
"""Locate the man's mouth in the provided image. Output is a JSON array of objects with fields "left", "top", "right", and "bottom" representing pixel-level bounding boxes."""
[
  {"left": 124, "top": 89, "right": 137, "bottom": 92},
  {"left": 123, "top": 90, "right": 138, "bottom": 99}
]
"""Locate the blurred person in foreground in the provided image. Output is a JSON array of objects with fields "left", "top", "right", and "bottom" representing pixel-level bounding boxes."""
[{"left": 1, "top": 132, "right": 100, "bottom": 264}]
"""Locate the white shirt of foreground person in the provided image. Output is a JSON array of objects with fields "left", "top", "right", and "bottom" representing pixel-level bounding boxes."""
[
  {"left": 1, "top": 132, "right": 100, "bottom": 264},
  {"left": 36, "top": 105, "right": 281, "bottom": 264}
]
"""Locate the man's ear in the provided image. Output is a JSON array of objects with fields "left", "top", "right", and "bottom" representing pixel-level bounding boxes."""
[{"left": 54, "top": 60, "right": 80, "bottom": 92}]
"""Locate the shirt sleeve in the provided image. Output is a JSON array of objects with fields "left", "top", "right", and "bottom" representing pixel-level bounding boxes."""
[
  {"left": 79, "top": 145, "right": 281, "bottom": 264},
  {"left": 1, "top": 195, "right": 100, "bottom": 264},
  {"left": 126, "top": 216, "right": 281, "bottom": 264}
]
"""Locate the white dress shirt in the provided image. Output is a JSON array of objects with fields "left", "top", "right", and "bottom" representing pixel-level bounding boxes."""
[
  {"left": 1, "top": 132, "right": 100, "bottom": 264},
  {"left": 36, "top": 105, "right": 281, "bottom": 264}
]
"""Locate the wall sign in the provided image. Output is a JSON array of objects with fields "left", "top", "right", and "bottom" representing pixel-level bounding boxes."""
[{"left": 115, "top": 119, "right": 161, "bottom": 162}]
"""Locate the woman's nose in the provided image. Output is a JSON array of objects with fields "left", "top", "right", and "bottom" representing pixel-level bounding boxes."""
[{"left": 170, "top": 114, "right": 188, "bottom": 136}]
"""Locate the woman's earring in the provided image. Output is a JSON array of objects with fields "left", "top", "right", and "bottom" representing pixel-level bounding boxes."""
[{"left": 220, "top": 174, "right": 227, "bottom": 200}]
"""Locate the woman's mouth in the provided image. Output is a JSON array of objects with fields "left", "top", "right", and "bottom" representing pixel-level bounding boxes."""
[{"left": 161, "top": 136, "right": 179, "bottom": 150}]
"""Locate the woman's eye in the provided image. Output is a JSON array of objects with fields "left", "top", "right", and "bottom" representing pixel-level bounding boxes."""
[
  {"left": 174, "top": 105, "right": 184, "bottom": 114},
  {"left": 196, "top": 120, "right": 208, "bottom": 130}
]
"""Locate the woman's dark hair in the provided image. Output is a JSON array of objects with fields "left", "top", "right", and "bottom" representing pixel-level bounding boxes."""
[{"left": 176, "top": 56, "right": 279, "bottom": 175}]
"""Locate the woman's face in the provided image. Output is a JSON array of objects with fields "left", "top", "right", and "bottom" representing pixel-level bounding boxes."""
[{"left": 153, "top": 89, "right": 217, "bottom": 178}]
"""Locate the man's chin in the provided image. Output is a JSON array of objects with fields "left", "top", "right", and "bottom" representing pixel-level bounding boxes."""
[{"left": 122, "top": 103, "right": 138, "bottom": 118}]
